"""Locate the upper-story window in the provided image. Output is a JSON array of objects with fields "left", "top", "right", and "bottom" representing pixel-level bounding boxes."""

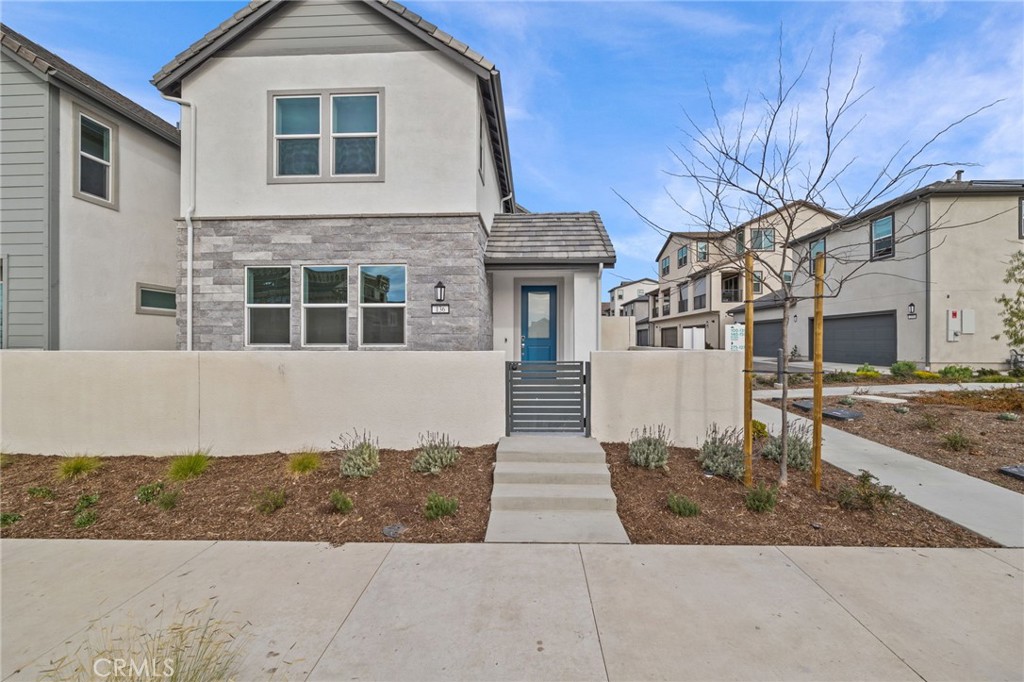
[
  {"left": 735, "top": 232, "right": 745, "bottom": 255},
  {"left": 753, "top": 270, "right": 764, "bottom": 294},
  {"left": 1017, "top": 197, "right": 1023, "bottom": 239},
  {"left": 751, "top": 228, "right": 775, "bottom": 250},
  {"left": 871, "top": 215, "right": 894, "bottom": 260},
  {"left": 678, "top": 282, "right": 689, "bottom": 313},
  {"left": 661, "top": 257, "right": 670, "bottom": 276},
  {"left": 270, "top": 89, "right": 383, "bottom": 183},
  {"left": 677, "top": 246, "right": 688, "bottom": 266},
  {"left": 808, "top": 237, "right": 826, "bottom": 274},
  {"left": 661, "top": 288, "right": 671, "bottom": 316},
  {"left": 73, "top": 104, "right": 118, "bottom": 209},
  {"left": 693, "top": 277, "right": 707, "bottom": 309},
  {"left": 637, "top": 288, "right": 645, "bottom": 296},
  {"left": 696, "top": 241, "right": 709, "bottom": 262},
  {"left": 617, "top": 291, "right": 624, "bottom": 300}
]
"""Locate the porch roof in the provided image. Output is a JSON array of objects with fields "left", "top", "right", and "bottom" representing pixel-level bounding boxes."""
[{"left": 485, "top": 212, "right": 616, "bottom": 266}]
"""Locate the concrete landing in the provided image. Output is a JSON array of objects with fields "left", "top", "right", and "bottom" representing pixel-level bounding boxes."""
[{"left": 485, "top": 436, "right": 629, "bottom": 544}]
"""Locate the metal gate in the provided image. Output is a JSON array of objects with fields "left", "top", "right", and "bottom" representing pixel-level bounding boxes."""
[{"left": 506, "top": 361, "right": 590, "bottom": 436}]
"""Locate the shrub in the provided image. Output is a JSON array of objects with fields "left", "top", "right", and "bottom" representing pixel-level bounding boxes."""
[
  {"left": 975, "top": 368, "right": 1001, "bottom": 377},
  {"left": 761, "top": 421, "right": 813, "bottom": 471},
  {"left": 917, "top": 413, "right": 941, "bottom": 430},
  {"left": 136, "top": 482, "right": 165, "bottom": 504},
  {"left": 997, "top": 412, "right": 1020, "bottom": 422},
  {"left": 979, "top": 375, "right": 1016, "bottom": 383},
  {"left": 855, "top": 363, "right": 875, "bottom": 374},
  {"left": 856, "top": 370, "right": 881, "bottom": 379},
  {"left": 745, "top": 483, "right": 778, "bottom": 513},
  {"left": 1, "top": 512, "right": 23, "bottom": 527},
  {"left": 824, "top": 371, "right": 856, "bottom": 383},
  {"left": 788, "top": 373, "right": 811, "bottom": 385},
  {"left": 628, "top": 424, "right": 671, "bottom": 469},
  {"left": 168, "top": 449, "right": 211, "bottom": 481},
  {"left": 254, "top": 489, "right": 286, "bottom": 514},
  {"left": 58, "top": 455, "right": 101, "bottom": 481},
  {"left": 74, "top": 510, "right": 97, "bottom": 528},
  {"left": 334, "top": 430, "right": 381, "bottom": 478},
  {"left": 838, "top": 469, "right": 901, "bottom": 510},
  {"left": 411, "top": 432, "right": 461, "bottom": 474},
  {"left": 667, "top": 494, "right": 700, "bottom": 517},
  {"left": 288, "top": 451, "right": 322, "bottom": 475},
  {"left": 0, "top": 453, "right": 11, "bottom": 469},
  {"left": 890, "top": 361, "right": 917, "bottom": 378},
  {"left": 942, "top": 430, "right": 971, "bottom": 452},
  {"left": 156, "top": 490, "right": 179, "bottom": 511},
  {"left": 1010, "top": 366, "right": 1024, "bottom": 379},
  {"left": 329, "top": 490, "right": 354, "bottom": 514},
  {"left": 697, "top": 424, "right": 744, "bottom": 480},
  {"left": 751, "top": 419, "right": 769, "bottom": 441},
  {"left": 424, "top": 492, "right": 459, "bottom": 520},
  {"left": 839, "top": 396, "right": 855, "bottom": 406},
  {"left": 939, "top": 365, "right": 974, "bottom": 382},
  {"left": 914, "top": 370, "right": 942, "bottom": 380},
  {"left": 73, "top": 493, "right": 100, "bottom": 514},
  {"left": 28, "top": 486, "right": 55, "bottom": 499},
  {"left": 893, "top": 405, "right": 910, "bottom": 415}
]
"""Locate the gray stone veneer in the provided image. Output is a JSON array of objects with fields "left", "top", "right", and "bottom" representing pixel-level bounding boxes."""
[{"left": 176, "top": 215, "right": 493, "bottom": 351}]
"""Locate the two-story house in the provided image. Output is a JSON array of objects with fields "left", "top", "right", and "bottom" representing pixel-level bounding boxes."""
[
  {"left": 740, "top": 177, "right": 1024, "bottom": 368},
  {"left": 647, "top": 202, "right": 837, "bottom": 349},
  {"left": 151, "top": 0, "right": 614, "bottom": 360},
  {"left": 607, "top": 277, "right": 657, "bottom": 316},
  {"left": 1, "top": 25, "right": 180, "bottom": 350}
]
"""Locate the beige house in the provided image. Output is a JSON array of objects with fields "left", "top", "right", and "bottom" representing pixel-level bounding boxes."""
[
  {"left": 648, "top": 202, "right": 837, "bottom": 349},
  {"left": 735, "top": 178, "right": 1024, "bottom": 369},
  {"left": 606, "top": 278, "right": 657, "bottom": 316}
]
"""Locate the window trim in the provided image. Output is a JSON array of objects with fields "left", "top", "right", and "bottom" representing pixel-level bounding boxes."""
[
  {"left": 693, "top": 277, "right": 707, "bottom": 310},
  {"left": 753, "top": 270, "right": 764, "bottom": 295},
  {"left": 782, "top": 270, "right": 793, "bottom": 285},
  {"left": 245, "top": 266, "right": 292, "bottom": 348},
  {"left": 677, "top": 245, "right": 688, "bottom": 267},
  {"left": 696, "top": 241, "right": 709, "bottom": 262},
  {"left": 358, "top": 264, "right": 407, "bottom": 347},
  {"left": 870, "top": 214, "right": 895, "bottom": 261},
  {"left": 661, "top": 256, "right": 670, "bottom": 276},
  {"left": 301, "top": 265, "right": 349, "bottom": 348},
  {"left": 678, "top": 282, "right": 689, "bottom": 313},
  {"left": 808, "top": 237, "right": 827, "bottom": 274},
  {"left": 735, "top": 232, "right": 745, "bottom": 255},
  {"left": 1018, "top": 197, "right": 1023, "bottom": 239},
  {"left": 751, "top": 228, "right": 775, "bottom": 251},
  {"left": 268, "top": 88, "right": 385, "bottom": 185},
  {"left": 72, "top": 103, "right": 119, "bottom": 210},
  {"left": 135, "top": 283, "right": 176, "bottom": 316}
]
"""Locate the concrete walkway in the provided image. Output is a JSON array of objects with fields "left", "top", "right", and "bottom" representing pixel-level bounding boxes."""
[{"left": 2, "top": 540, "right": 1021, "bottom": 681}]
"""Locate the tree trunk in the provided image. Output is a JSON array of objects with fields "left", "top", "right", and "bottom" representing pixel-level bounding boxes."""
[{"left": 778, "top": 297, "right": 791, "bottom": 486}]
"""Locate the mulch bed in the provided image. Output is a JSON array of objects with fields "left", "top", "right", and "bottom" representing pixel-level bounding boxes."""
[
  {"left": 0, "top": 447, "right": 495, "bottom": 543},
  {"left": 604, "top": 443, "right": 996, "bottom": 547}
]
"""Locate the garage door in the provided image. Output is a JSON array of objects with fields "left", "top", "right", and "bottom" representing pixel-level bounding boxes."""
[
  {"left": 808, "top": 312, "right": 897, "bottom": 366},
  {"left": 753, "top": 320, "right": 784, "bottom": 358}
]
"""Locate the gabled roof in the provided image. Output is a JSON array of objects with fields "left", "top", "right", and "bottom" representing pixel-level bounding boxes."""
[
  {"left": 609, "top": 277, "right": 658, "bottom": 293},
  {"left": 0, "top": 24, "right": 179, "bottom": 145},
  {"left": 485, "top": 213, "right": 616, "bottom": 266},
  {"left": 151, "top": 0, "right": 513, "bottom": 203}
]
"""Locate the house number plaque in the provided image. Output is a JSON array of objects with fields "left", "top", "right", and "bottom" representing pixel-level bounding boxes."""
[{"left": 431, "top": 304, "right": 450, "bottom": 314}]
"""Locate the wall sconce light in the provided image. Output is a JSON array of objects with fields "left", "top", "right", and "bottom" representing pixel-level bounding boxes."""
[
  {"left": 907, "top": 302, "right": 917, "bottom": 319},
  {"left": 434, "top": 281, "right": 446, "bottom": 303},
  {"left": 793, "top": 314, "right": 798, "bottom": 322}
]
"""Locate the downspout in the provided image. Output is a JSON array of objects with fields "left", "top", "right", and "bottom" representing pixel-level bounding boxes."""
[
  {"left": 924, "top": 200, "right": 931, "bottom": 370},
  {"left": 162, "top": 95, "right": 196, "bottom": 351}
]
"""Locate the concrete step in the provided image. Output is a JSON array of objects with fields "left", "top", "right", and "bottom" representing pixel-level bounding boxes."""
[
  {"left": 491, "top": 483, "right": 617, "bottom": 512},
  {"left": 496, "top": 437, "right": 607, "bottom": 464},
  {"left": 494, "top": 462, "right": 610, "bottom": 486},
  {"left": 485, "top": 510, "right": 630, "bottom": 544}
]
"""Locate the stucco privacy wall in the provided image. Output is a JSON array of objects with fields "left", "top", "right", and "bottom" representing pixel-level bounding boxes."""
[
  {"left": 0, "top": 351, "right": 506, "bottom": 455},
  {"left": 590, "top": 350, "right": 744, "bottom": 447}
]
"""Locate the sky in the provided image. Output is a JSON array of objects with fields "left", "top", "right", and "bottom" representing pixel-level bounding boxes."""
[{"left": 3, "top": 0, "right": 1022, "bottom": 296}]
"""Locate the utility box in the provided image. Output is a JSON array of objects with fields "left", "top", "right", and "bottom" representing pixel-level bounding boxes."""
[
  {"left": 961, "top": 309, "right": 976, "bottom": 335},
  {"left": 947, "top": 309, "right": 961, "bottom": 342}
]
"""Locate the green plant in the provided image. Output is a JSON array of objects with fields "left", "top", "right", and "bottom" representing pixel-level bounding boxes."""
[
  {"left": 0, "top": 453, "right": 12, "bottom": 469},
  {"left": 893, "top": 405, "right": 910, "bottom": 415},
  {"left": 824, "top": 370, "right": 856, "bottom": 383},
  {"left": 156, "top": 490, "right": 179, "bottom": 511},
  {"left": 628, "top": 424, "right": 671, "bottom": 469},
  {"left": 751, "top": 419, "right": 769, "bottom": 441},
  {"left": 73, "top": 493, "right": 100, "bottom": 514},
  {"left": 997, "top": 412, "right": 1020, "bottom": 422},
  {"left": 890, "top": 360, "right": 917, "bottom": 378},
  {"left": 667, "top": 493, "right": 700, "bottom": 517},
  {"left": 838, "top": 469, "right": 901, "bottom": 510},
  {"left": 993, "top": 250, "right": 1024, "bottom": 349},
  {"left": 761, "top": 421, "right": 813, "bottom": 471},
  {"left": 329, "top": 490, "right": 354, "bottom": 514},
  {"left": 789, "top": 345, "right": 800, "bottom": 361},
  {"left": 939, "top": 365, "right": 974, "bottom": 382},
  {"left": 411, "top": 432, "right": 461, "bottom": 474},
  {"left": 856, "top": 370, "right": 881, "bottom": 379},
  {"left": 942, "top": 430, "right": 971, "bottom": 452},
  {"left": 254, "top": 489, "right": 286, "bottom": 514},
  {"left": 57, "top": 455, "right": 101, "bottom": 481},
  {"left": 697, "top": 423, "right": 744, "bottom": 480},
  {"left": 1010, "top": 366, "right": 1024, "bottom": 379},
  {"left": 168, "top": 449, "right": 211, "bottom": 481},
  {"left": 745, "top": 483, "right": 778, "bottom": 513},
  {"left": 27, "top": 486, "right": 55, "bottom": 499},
  {"left": 788, "top": 373, "right": 811, "bottom": 385},
  {"left": 136, "top": 481, "right": 165, "bottom": 504},
  {"left": 975, "top": 368, "right": 1001, "bottom": 377},
  {"left": 1, "top": 512, "right": 23, "bottom": 527},
  {"left": 856, "top": 363, "right": 875, "bottom": 374},
  {"left": 334, "top": 430, "right": 381, "bottom": 478},
  {"left": 424, "top": 492, "right": 459, "bottom": 520},
  {"left": 917, "top": 413, "right": 941, "bottom": 431},
  {"left": 838, "top": 396, "right": 856, "bottom": 406},
  {"left": 978, "top": 375, "right": 1018, "bottom": 383},
  {"left": 74, "top": 510, "right": 97, "bottom": 528},
  {"left": 288, "top": 450, "right": 322, "bottom": 475},
  {"left": 914, "top": 370, "right": 942, "bottom": 380}
]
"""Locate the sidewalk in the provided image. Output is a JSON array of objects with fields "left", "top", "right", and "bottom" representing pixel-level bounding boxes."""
[{"left": 2, "top": 540, "right": 1021, "bottom": 681}]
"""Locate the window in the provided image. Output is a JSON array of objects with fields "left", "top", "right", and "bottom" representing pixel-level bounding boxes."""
[
  {"left": 693, "top": 278, "right": 707, "bottom": 309},
  {"left": 303, "top": 266, "right": 348, "bottom": 346},
  {"left": 637, "top": 288, "right": 645, "bottom": 296},
  {"left": 753, "top": 270, "right": 764, "bottom": 294},
  {"left": 1018, "top": 197, "right": 1023, "bottom": 239},
  {"left": 677, "top": 246, "right": 688, "bottom": 267},
  {"left": 735, "top": 232, "right": 745, "bottom": 255},
  {"left": 782, "top": 270, "right": 793, "bottom": 284},
  {"left": 678, "top": 282, "right": 689, "bottom": 313},
  {"left": 696, "top": 241, "right": 709, "bottom": 262},
  {"left": 617, "top": 291, "right": 624, "bottom": 300},
  {"left": 360, "top": 265, "right": 406, "bottom": 345},
  {"left": 808, "top": 237, "right": 826, "bottom": 273},
  {"left": 871, "top": 215, "right": 894, "bottom": 260},
  {"left": 270, "top": 89, "right": 383, "bottom": 183},
  {"left": 722, "top": 274, "right": 740, "bottom": 303},
  {"left": 752, "top": 228, "right": 775, "bottom": 250},
  {"left": 73, "top": 105, "right": 118, "bottom": 208},
  {"left": 136, "top": 283, "right": 175, "bottom": 316},
  {"left": 661, "top": 257, "right": 670, "bottom": 276},
  {"left": 661, "top": 288, "right": 671, "bottom": 316},
  {"left": 246, "top": 267, "right": 291, "bottom": 346}
]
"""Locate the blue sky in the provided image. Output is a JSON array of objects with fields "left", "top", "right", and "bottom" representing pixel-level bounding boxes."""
[{"left": 4, "top": 1, "right": 1021, "bottom": 296}]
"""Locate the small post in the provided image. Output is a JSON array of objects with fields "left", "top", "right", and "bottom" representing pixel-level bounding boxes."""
[
  {"left": 743, "top": 251, "right": 754, "bottom": 488},
  {"left": 812, "top": 253, "right": 825, "bottom": 492},
  {"left": 776, "top": 348, "right": 785, "bottom": 385}
]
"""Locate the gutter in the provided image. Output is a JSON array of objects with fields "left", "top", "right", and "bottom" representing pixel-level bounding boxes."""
[
  {"left": 161, "top": 95, "right": 197, "bottom": 351},
  {"left": 924, "top": 199, "right": 931, "bottom": 369}
]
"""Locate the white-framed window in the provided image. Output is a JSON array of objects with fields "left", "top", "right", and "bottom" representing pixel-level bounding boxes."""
[
  {"left": 73, "top": 104, "right": 118, "bottom": 209},
  {"left": 637, "top": 288, "right": 645, "bottom": 295},
  {"left": 753, "top": 270, "right": 764, "bottom": 294},
  {"left": 617, "top": 291, "right": 624, "bottom": 300},
  {"left": 751, "top": 228, "right": 775, "bottom": 250},
  {"left": 302, "top": 266, "right": 348, "bottom": 346},
  {"left": 693, "top": 277, "right": 707, "bottom": 309},
  {"left": 782, "top": 270, "right": 793, "bottom": 284},
  {"left": 735, "top": 232, "right": 745, "bottom": 255},
  {"left": 696, "top": 241, "right": 709, "bottom": 262},
  {"left": 871, "top": 214, "right": 894, "bottom": 260},
  {"left": 808, "top": 237, "right": 826, "bottom": 273},
  {"left": 678, "top": 282, "right": 689, "bottom": 313},
  {"left": 246, "top": 266, "right": 291, "bottom": 346},
  {"left": 677, "top": 246, "right": 688, "bottom": 266},
  {"left": 274, "top": 95, "right": 321, "bottom": 177},
  {"left": 360, "top": 264, "right": 406, "bottom": 346},
  {"left": 136, "top": 283, "right": 175, "bottom": 316},
  {"left": 661, "top": 256, "right": 670, "bottom": 276},
  {"left": 331, "top": 93, "right": 379, "bottom": 176}
]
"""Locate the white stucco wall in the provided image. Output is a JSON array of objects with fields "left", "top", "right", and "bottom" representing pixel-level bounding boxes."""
[
  {"left": 58, "top": 93, "right": 179, "bottom": 350},
  {"left": 474, "top": 102, "right": 503, "bottom": 230},
  {"left": 600, "top": 316, "right": 636, "bottom": 350}
]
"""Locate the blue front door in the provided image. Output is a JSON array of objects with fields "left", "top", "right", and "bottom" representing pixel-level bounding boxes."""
[{"left": 521, "top": 286, "right": 557, "bottom": 361}]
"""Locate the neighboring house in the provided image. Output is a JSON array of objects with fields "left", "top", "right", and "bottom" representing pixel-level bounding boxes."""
[
  {"left": 622, "top": 294, "right": 651, "bottom": 346},
  {"left": 732, "top": 177, "right": 1024, "bottom": 369},
  {"left": 647, "top": 202, "right": 837, "bottom": 349},
  {"left": 0, "top": 25, "right": 180, "bottom": 350},
  {"left": 151, "top": 0, "right": 614, "bottom": 359},
  {"left": 607, "top": 277, "right": 657, "bottom": 316}
]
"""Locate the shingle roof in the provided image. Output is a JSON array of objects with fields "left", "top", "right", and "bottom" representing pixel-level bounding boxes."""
[
  {"left": 726, "top": 290, "right": 786, "bottom": 315},
  {"left": 485, "top": 213, "right": 616, "bottom": 266},
  {"left": 1, "top": 24, "right": 179, "bottom": 145}
]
